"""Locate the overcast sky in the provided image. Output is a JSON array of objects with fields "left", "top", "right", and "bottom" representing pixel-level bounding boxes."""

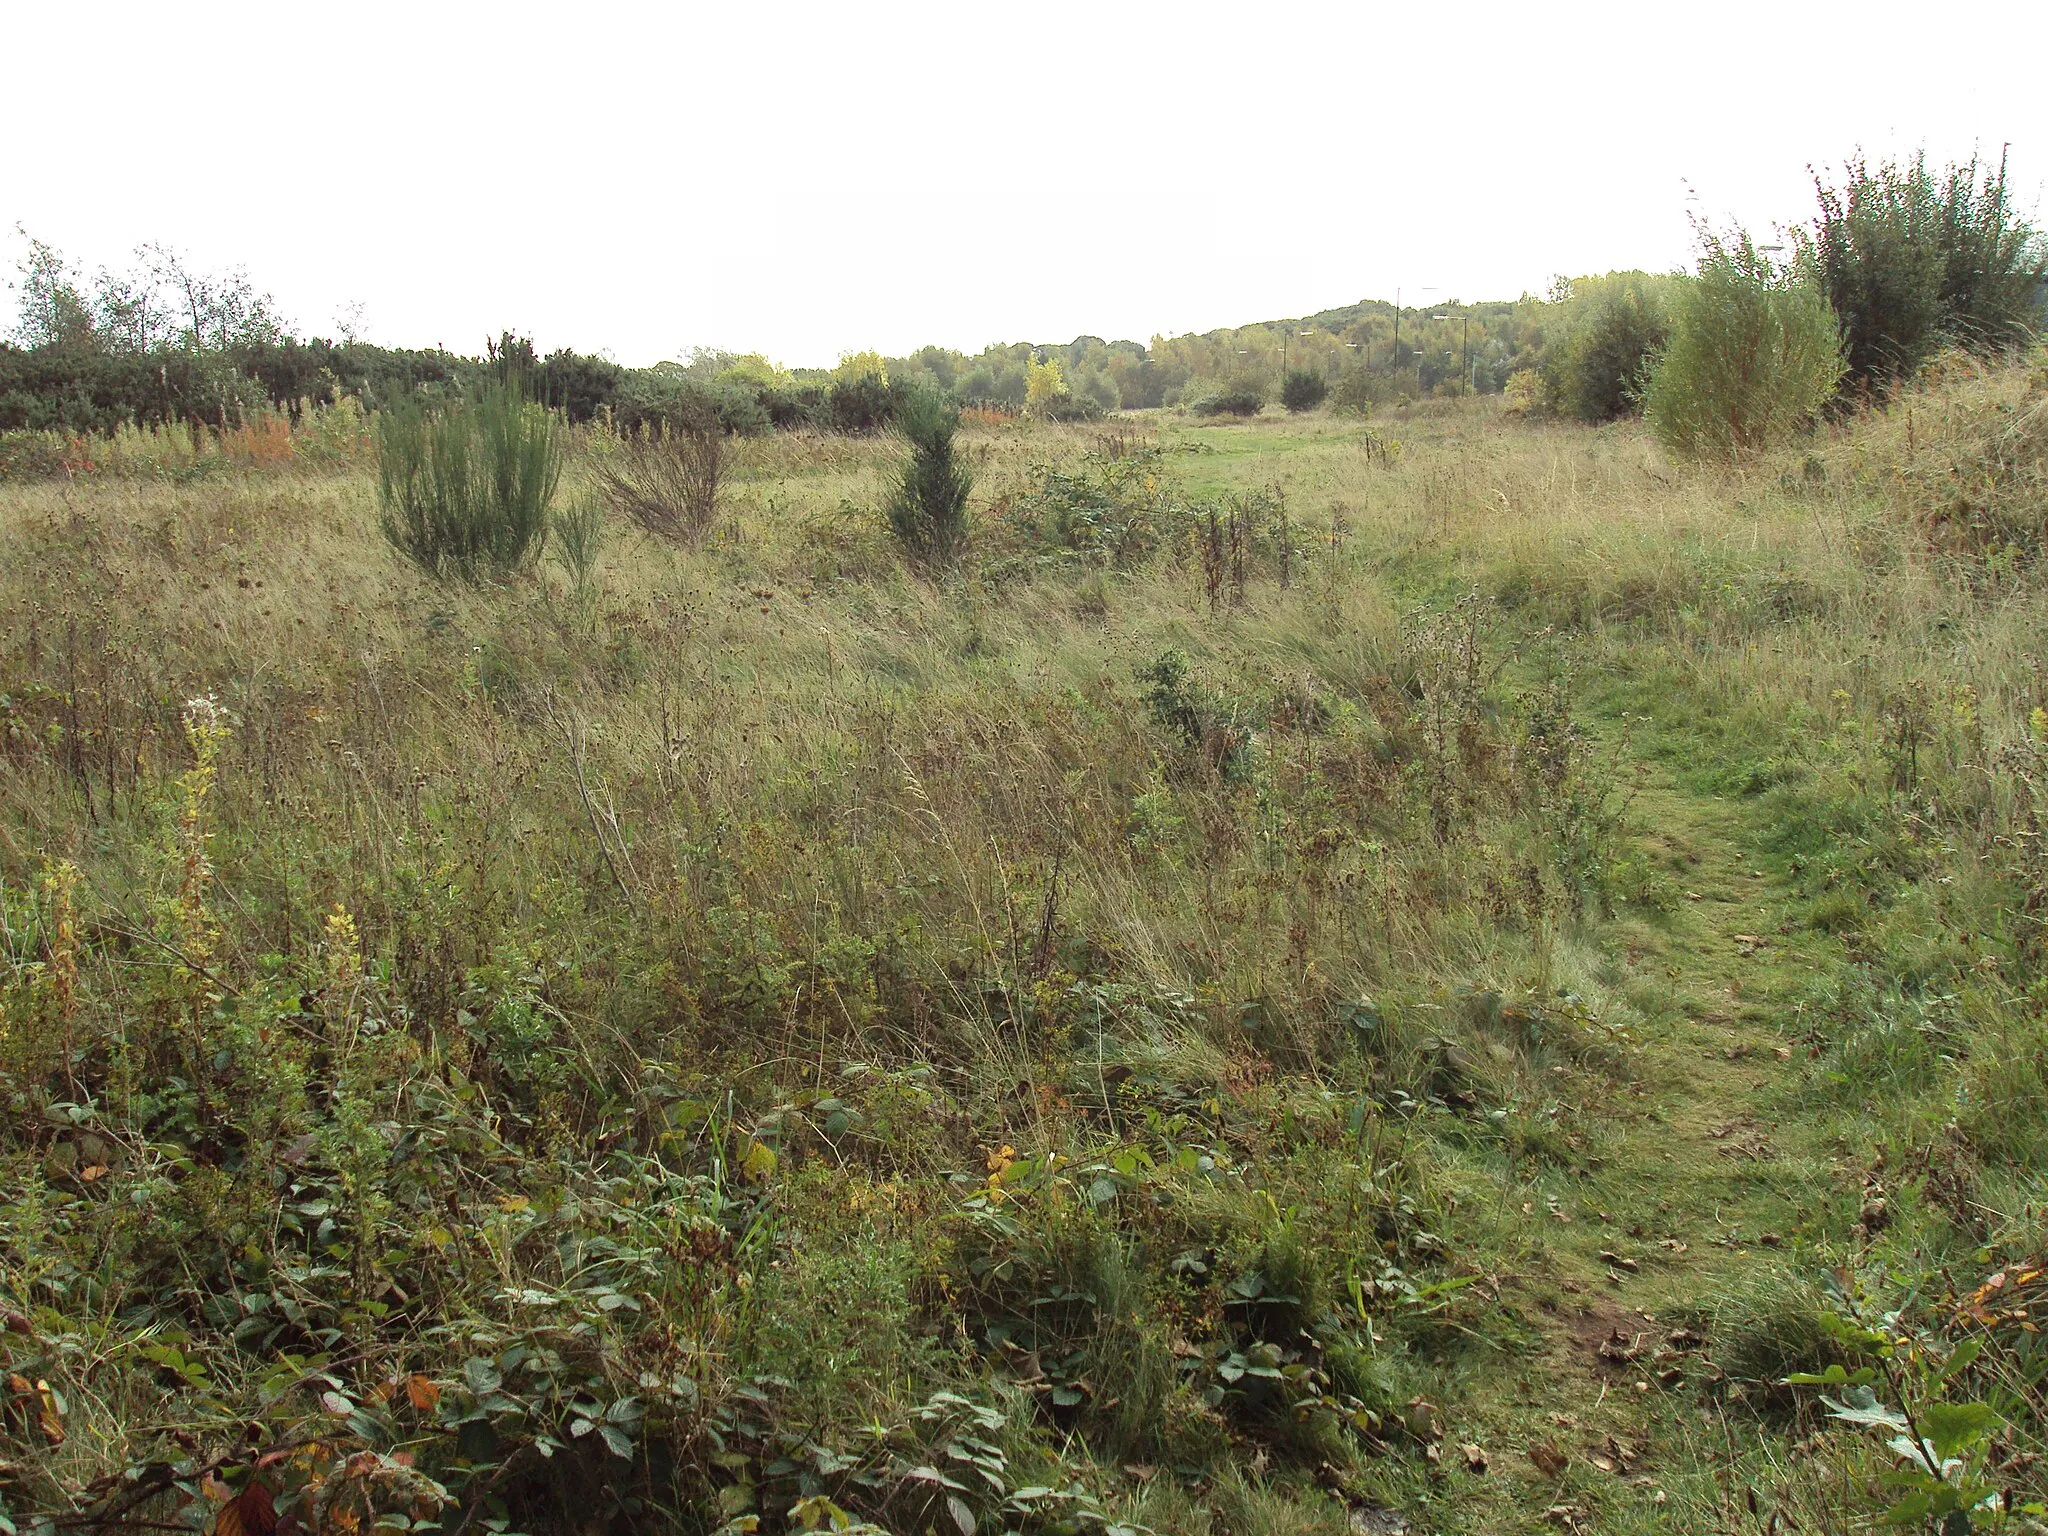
[{"left": 5, "top": 0, "right": 2043, "bottom": 367}]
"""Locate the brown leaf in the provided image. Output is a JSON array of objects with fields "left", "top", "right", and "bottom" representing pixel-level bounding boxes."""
[
  {"left": 6, "top": 1374, "right": 63, "bottom": 1446},
  {"left": 1461, "top": 1442, "right": 1489, "bottom": 1472},
  {"left": 1528, "top": 1439, "right": 1570, "bottom": 1479},
  {"left": 406, "top": 1372, "right": 441, "bottom": 1411},
  {"left": 212, "top": 1481, "right": 278, "bottom": 1536},
  {"left": 1596, "top": 1330, "right": 1641, "bottom": 1364}
]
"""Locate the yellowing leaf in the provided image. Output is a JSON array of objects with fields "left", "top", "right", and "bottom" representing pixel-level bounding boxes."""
[{"left": 406, "top": 1373, "right": 441, "bottom": 1411}]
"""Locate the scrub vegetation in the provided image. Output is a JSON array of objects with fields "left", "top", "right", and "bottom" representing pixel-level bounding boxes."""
[{"left": 1, "top": 155, "right": 2046, "bottom": 1536}]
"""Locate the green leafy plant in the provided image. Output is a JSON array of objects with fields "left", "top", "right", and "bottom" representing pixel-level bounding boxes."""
[
  {"left": 376, "top": 381, "right": 561, "bottom": 582},
  {"left": 1784, "top": 1272, "right": 2012, "bottom": 1533},
  {"left": 1644, "top": 229, "right": 1845, "bottom": 457}
]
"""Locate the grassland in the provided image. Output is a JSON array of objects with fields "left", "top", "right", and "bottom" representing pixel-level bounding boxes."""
[{"left": 3, "top": 360, "right": 2046, "bottom": 1536}]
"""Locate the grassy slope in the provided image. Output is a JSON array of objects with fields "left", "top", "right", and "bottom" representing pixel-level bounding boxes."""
[{"left": 2, "top": 371, "right": 2045, "bottom": 1535}]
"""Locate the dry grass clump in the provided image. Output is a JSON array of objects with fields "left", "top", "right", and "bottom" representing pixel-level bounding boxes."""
[{"left": 1876, "top": 347, "right": 2048, "bottom": 557}]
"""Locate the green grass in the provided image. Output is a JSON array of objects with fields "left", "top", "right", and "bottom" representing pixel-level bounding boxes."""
[{"left": 2, "top": 370, "right": 2045, "bottom": 1535}]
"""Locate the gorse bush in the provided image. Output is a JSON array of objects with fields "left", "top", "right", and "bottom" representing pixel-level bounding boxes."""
[
  {"left": 888, "top": 384, "right": 972, "bottom": 567},
  {"left": 1541, "top": 272, "right": 1676, "bottom": 422},
  {"left": 1803, "top": 151, "right": 2048, "bottom": 397},
  {"left": 1280, "top": 368, "right": 1329, "bottom": 413},
  {"left": 376, "top": 382, "right": 562, "bottom": 582},
  {"left": 1644, "top": 230, "right": 1844, "bottom": 458},
  {"left": 1187, "top": 383, "right": 1265, "bottom": 418}
]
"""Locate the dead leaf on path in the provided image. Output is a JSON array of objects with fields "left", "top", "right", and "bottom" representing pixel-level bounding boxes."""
[{"left": 1528, "top": 1440, "right": 1570, "bottom": 1479}]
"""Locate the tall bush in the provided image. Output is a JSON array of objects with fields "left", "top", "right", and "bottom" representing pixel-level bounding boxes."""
[
  {"left": 888, "top": 385, "right": 972, "bottom": 568},
  {"left": 1644, "top": 231, "right": 1845, "bottom": 458},
  {"left": 1541, "top": 272, "right": 1676, "bottom": 422},
  {"left": 377, "top": 382, "right": 561, "bottom": 582},
  {"left": 1803, "top": 152, "right": 2048, "bottom": 397}
]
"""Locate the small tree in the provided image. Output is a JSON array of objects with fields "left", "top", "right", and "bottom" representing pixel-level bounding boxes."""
[
  {"left": 1644, "top": 230, "right": 1844, "bottom": 459},
  {"left": 889, "top": 384, "right": 972, "bottom": 568},
  {"left": 1025, "top": 356, "right": 1070, "bottom": 416},
  {"left": 377, "top": 382, "right": 561, "bottom": 582},
  {"left": 1541, "top": 272, "right": 1676, "bottom": 421},
  {"left": 1280, "top": 368, "right": 1329, "bottom": 412}
]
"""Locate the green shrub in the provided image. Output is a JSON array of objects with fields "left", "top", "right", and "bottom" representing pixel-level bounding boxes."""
[
  {"left": 376, "top": 382, "right": 561, "bottom": 582},
  {"left": 1187, "top": 385, "right": 1264, "bottom": 418},
  {"left": 1541, "top": 272, "right": 1676, "bottom": 421},
  {"left": 1643, "top": 231, "right": 1844, "bottom": 458},
  {"left": 1803, "top": 152, "right": 2048, "bottom": 396},
  {"left": 1328, "top": 364, "right": 1384, "bottom": 416},
  {"left": 1279, "top": 368, "right": 1329, "bottom": 413},
  {"left": 888, "top": 384, "right": 972, "bottom": 567},
  {"left": 615, "top": 371, "right": 767, "bottom": 437}
]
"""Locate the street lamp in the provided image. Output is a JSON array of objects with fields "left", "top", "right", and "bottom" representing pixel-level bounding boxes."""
[{"left": 1433, "top": 311, "right": 1475, "bottom": 392}]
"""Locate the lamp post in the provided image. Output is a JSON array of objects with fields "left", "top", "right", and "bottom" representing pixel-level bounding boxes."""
[{"left": 1433, "top": 311, "right": 1473, "bottom": 392}]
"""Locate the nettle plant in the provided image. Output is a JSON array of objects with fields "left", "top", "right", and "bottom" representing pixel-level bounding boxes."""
[{"left": 1783, "top": 1269, "right": 2025, "bottom": 1533}]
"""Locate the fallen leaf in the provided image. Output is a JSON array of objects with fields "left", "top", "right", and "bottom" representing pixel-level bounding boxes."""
[
  {"left": 405, "top": 1373, "right": 440, "bottom": 1411},
  {"left": 5, "top": 1374, "right": 63, "bottom": 1446},
  {"left": 1596, "top": 1330, "right": 1641, "bottom": 1364},
  {"left": 1528, "top": 1440, "right": 1570, "bottom": 1479},
  {"left": 1461, "top": 1442, "right": 1489, "bottom": 1472},
  {"left": 1589, "top": 1454, "right": 1617, "bottom": 1473}
]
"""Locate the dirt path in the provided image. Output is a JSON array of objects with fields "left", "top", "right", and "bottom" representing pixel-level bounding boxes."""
[{"left": 1399, "top": 765, "right": 1842, "bottom": 1532}]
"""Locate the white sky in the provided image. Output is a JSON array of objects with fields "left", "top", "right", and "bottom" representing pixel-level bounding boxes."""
[{"left": 4, "top": 0, "right": 2043, "bottom": 368}]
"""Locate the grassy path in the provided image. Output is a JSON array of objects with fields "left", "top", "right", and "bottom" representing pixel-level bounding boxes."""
[{"left": 1381, "top": 751, "right": 1848, "bottom": 1533}]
